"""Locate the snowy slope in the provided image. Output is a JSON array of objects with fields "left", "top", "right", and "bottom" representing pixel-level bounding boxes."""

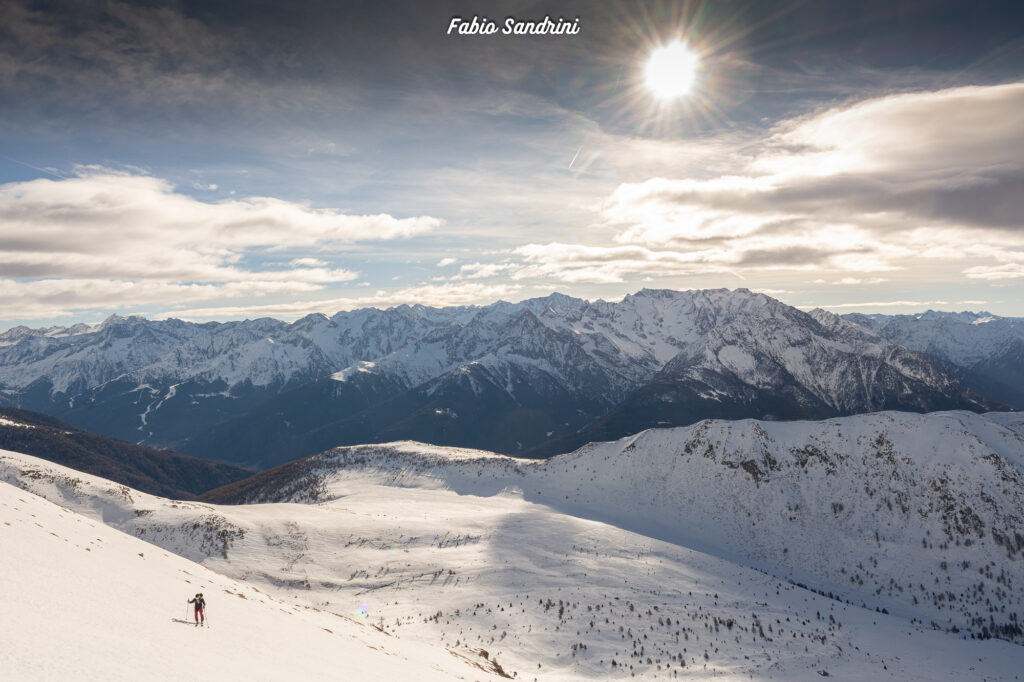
[
  {"left": 0, "top": 306, "right": 462, "bottom": 395},
  {"left": 0, "top": 479, "right": 507, "bottom": 681},
  {"left": 202, "top": 411, "right": 1024, "bottom": 643},
  {"left": 844, "top": 310, "right": 1024, "bottom": 369},
  {"left": 533, "top": 303, "right": 997, "bottom": 457},
  {"left": 844, "top": 310, "right": 1024, "bottom": 408},
  {"left": 2, "top": 411, "right": 1024, "bottom": 680}
]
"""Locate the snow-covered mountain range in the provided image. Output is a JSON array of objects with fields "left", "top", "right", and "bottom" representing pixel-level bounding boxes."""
[
  {"left": 0, "top": 306, "right": 452, "bottom": 451},
  {"left": 845, "top": 310, "right": 1024, "bottom": 409},
  {"left": 2, "top": 409, "right": 1022, "bottom": 680},
  {"left": 0, "top": 289, "right": 1007, "bottom": 468}
]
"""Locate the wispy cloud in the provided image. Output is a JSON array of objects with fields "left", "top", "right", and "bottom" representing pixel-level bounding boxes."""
[
  {"left": 800, "top": 300, "right": 952, "bottom": 310},
  {"left": 800, "top": 299, "right": 994, "bottom": 310},
  {"left": 289, "top": 257, "right": 329, "bottom": 268},
  {"left": 963, "top": 263, "right": 1024, "bottom": 280},
  {"left": 831, "top": 277, "right": 889, "bottom": 286},
  {"left": 604, "top": 84, "right": 1024, "bottom": 246},
  {"left": 152, "top": 282, "right": 525, "bottom": 321}
]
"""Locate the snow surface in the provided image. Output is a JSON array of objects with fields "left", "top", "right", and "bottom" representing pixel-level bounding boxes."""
[
  {"left": 3, "top": 410, "right": 1023, "bottom": 680},
  {"left": 0, "top": 417, "right": 35, "bottom": 429},
  {"left": 844, "top": 310, "right": 1024, "bottom": 368},
  {"left": 0, "top": 480, "right": 508, "bottom": 681}
]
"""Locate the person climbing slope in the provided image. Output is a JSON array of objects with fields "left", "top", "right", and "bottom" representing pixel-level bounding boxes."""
[{"left": 188, "top": 593, "right": 206, "bottom": 627}]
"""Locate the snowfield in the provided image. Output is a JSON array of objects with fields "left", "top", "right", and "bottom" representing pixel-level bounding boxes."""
[
  {"left": 2, "top": 410, "right": 1023, "bottom": 680},
  {"left": 0, "top": 480, "right": 508, "bottom": 681}
]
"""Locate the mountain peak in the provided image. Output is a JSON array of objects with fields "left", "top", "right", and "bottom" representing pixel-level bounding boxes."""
[
  {"left": 291, "top": 312, "right": 330, "bottom": 331},
  {"left": 99, "top": 313, "right": 148, "bottom": 328}
]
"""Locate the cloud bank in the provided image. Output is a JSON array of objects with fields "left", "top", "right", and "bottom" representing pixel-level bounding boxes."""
[
  {"left": 451, "top": 82, "right": 1024, "bottom": 286},
  {"left": 0, "top": 169, "right": 440, "bottom": 319}
]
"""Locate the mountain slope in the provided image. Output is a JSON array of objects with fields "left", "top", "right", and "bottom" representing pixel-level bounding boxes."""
[
  {"left": 3, "top": 416, "right": 1023, "bottom": 680},
  {"left": 179, "top": 372, "right": 409, "bottom": 469},
  {"left": 200, "top": 411, "right": 1024, "bottom": 646},
  {"left": 845, "top": 310, "right": 1024, "bottom": 408},
  {"left": 0, "top": 406, "right": 251, "bottom": 498},
  {"left": 185, "top": 304, "right": 623, "bottom": 467},
  {"left": 0, "top": 480, "right": 504, "bottom": 681},
  {"left": 530, "top": 300, "right": 998, "bottom": 457}
]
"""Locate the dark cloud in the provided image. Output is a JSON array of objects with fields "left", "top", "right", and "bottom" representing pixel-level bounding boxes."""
[
  {"left": 2, "top": 0, "right": 1024, "bottom": 324},
  {"left": 736, "top": 245, "right": 866, "bottom": 267},
  {"left": 6, "top": 0, "right": 1022, "bottom": 130}
]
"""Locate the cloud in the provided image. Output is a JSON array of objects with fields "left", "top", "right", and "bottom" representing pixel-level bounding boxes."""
[
  {"left": 413, "top": 84, "right": 1024, "bottom": 294},
  {"left": 0, "top": 278, "right": 325, "bottom": 321},
  {"left": 436, "top": 257, "right": 457, "bottom": 267},
  {"left": 801, "top": 299, "right": 993, "bottom": 312},
  {"left": 451, "top": 262, "right": 518, "bottom": 280},
  {"left": 963, "top": 263, "right": 1024, "bottom": 280},
  {"left": 801, "top": 300, "right": 952, "bottom": 310},
  {"left": 0, "top": 169, "right": 437, "bottom": 319},
  {"left": 832, "top": 277, "right": 888, "bottom": 285},
  {"left": 152, "top": 282, "right": 525, "bottom": 321},
  {"left": 404, "top": 83, "right": 1024, "bottom": 297},
  {"left": 437, "top": 232, "right": 904, "bottom": 286},
  {"left": 756, "top": 83, "right": 1024, "bottom": 186},
  {"left": 507, "top": 243, "right": 722, "bottom": 283},
  {"left": 0, "top": 168, "right": 438, "bottom": 254},
  {"left": 0, "top": 0, "right": 315, "bottom": 120},
  {"left": 479, "top": 224, "right": 906, "bottom": 285},
  {"left": 505, "top": 82, "right": 1024, "bottom": 286},
  {"left": 289, "top": 258, "right": 329, "bottom": 268}
]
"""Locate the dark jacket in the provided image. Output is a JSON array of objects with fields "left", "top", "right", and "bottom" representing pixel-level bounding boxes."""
[{"left": 189, "top": 596, "right": 206, "bottom": 610}]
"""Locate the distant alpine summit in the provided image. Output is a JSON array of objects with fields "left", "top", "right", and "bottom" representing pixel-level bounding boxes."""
[
  {"left": 0, "top": 289, "right": 1009, "bottom": 468},
  {"left": 843, "top": 310, "right": 1024, "bottom": 409}
]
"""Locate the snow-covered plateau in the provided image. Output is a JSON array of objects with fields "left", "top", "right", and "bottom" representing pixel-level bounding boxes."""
[{"left": 2, "top": 410, "right": 1023, "bottom": 680}]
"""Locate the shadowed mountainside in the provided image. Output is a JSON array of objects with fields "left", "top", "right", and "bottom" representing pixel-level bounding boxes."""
[{"left": 0, "top": 406, "right": 252, "bottom": 499}]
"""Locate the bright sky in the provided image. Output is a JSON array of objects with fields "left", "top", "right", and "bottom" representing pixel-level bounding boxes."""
[{"left": 1, "top": 0, "right": 1023, "bottom": 328}]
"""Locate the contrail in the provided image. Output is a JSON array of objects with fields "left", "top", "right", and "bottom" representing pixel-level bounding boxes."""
[
  {"left": 727, "top": 268, "right": 747, "bottom": 281},
  {"left": 0, "top": 155, "right": 67, "bottom": 179},
  {"left": 568, "top": 145, "right": 582, "bottom": 170}
]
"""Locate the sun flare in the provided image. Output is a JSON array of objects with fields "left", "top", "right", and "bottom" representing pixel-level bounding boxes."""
[{"left": 644, "top": 41, "right": 699, "bottom": 100}]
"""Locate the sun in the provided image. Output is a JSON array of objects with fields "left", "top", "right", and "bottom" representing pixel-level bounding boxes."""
[{"left": 644, "top": 41, "right": 699, "bottom": 100}]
